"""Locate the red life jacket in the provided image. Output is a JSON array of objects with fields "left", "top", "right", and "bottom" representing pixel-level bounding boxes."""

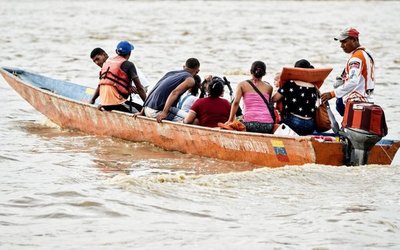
[{"left": 99, "top": 56, "right": 133, "bottom": 96}]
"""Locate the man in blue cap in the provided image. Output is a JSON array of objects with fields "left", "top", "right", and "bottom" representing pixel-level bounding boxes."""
[{"left": 95, "top": 41, "right": 146, "bottom": 113}]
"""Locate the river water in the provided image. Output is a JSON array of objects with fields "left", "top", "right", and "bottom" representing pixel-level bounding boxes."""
[{"left": 1, "top": 0, "right": 400, "bottom": 249}]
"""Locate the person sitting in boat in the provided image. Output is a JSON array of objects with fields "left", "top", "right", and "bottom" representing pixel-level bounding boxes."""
[
  {"left": 92, "top": 41, "right": 146, "bottom": 113},
  {"left": 321, "top": 27, "right": 375, "bottom": 116},
  {"left": 90, "top": 47, "right": 150, "bottom": 93},
  {"left": 90, "top": 47, "right": 109, "bottom": 68},
  {"left": 89, "top": 48, "right": 112, "bottom": 106},
  {"left": 184, "top": 76, "right": 231, "bottom": 127},
  {"left": 272, "top": 59, "right": 318, "bottom": 135},
  {"left": 199, "top": 75, "right": 213, "bottom": 98},
  {"left": 272, "top": 72, "right": 282, "bottom": 123},
  {"left": 169, "top": 75, "right": 201, "bottom": 121},
  {"left": 89, "top": 45, "right": 147, "bottom": 111},
  {"left": 140, "top": 58, "right": 200, "bottom": 122},
  {"left": 224, "top": 61, "right": 274, "bottom": 133},
  {"left": 273, "top": 72, "right": 281, "bottom": 89}
]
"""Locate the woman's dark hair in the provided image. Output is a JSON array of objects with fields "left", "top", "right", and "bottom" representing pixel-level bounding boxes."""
[
  {"left": 208, "top": 76, "right": 224, "bottom": 98},
  {"left": 250, "top": 61, "right": 266, "bottom": 78},
  {"left": 294, "top": 59, "right": 314, "bottom": 69},
  {"left": 190, "top": 75, "right": 201, "bottom": 96}
]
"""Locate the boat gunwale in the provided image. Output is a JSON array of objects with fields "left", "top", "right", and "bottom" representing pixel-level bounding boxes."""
[
  {"left": 2, "top": 66, "right": 399, "bottom": 167},
  {"left": 0, "top": 67, "right": 321, "bottom": 143}
]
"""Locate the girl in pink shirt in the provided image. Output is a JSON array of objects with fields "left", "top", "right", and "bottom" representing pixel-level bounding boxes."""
[{"left": 226, "top": 61, "right": 274, "bottom": 133}]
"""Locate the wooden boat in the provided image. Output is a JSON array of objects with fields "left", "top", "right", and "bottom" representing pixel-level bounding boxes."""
[{"left": 1, "top": 67, "right": 399, "bottom": 168}]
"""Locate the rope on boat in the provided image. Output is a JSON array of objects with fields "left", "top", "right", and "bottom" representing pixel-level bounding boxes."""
[{"left": 379, "top": 144, "right": 393, "bottom": 162}]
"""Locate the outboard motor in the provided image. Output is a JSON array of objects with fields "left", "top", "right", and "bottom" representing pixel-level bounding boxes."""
[
  {"left": 340, "top": 102, "right": 388, "bottom": 166},
  {"left": 341, "top": 128, "right": 382, "bottom": 165}
]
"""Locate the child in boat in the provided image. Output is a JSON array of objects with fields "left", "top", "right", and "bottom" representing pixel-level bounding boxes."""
[{"left": 199, "top": 75, "right": 212, "bottom": 98}]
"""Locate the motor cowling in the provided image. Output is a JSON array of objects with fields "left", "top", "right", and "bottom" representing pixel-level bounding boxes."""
[{"left": 341, "top": 102, "right": 388, "bottom": 166}]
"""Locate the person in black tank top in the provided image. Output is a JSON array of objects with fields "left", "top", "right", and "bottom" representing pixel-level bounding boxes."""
[{"left": 272, "top": 59, "right": 317, "bottom": 135}]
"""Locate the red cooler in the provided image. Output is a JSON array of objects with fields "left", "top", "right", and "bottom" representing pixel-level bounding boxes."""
[{"left": 342, "top": 102, "right": 388, "bottom": 137}]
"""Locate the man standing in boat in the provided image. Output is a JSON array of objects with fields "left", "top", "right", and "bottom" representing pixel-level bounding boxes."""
[
  {"left": 321, "top": 27, "right": 375, "bottom": 115},
  {"left": 140, "top": 58, "right": 200, "bottom": 122},
  {"left": 92, "top": 41, "right": 146, "bottom": 113}
]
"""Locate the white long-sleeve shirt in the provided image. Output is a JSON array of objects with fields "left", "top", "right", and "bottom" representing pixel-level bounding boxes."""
[{"left": 335, "top": 47, "right": 375, "bottom": 102}]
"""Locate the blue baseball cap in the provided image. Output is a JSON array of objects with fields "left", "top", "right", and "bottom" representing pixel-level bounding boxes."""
[{"left": 116, "top": 41, "right": 134, "bottom": 55}]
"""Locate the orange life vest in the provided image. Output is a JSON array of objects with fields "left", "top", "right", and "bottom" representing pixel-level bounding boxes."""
[
  {"left": 345, "top": 48, "right": 375, "bottom": 93},
  {"left": 278, "top": 67, "right": 333, "bottom": 89},
  {"left": 99, "top": 56, "right": 133, "bottom": 96},
  {"left": 276, "top": 67, "right": 333, "bottom": 114}
]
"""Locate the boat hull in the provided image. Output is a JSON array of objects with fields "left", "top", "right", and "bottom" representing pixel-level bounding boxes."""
[{"left": 1, "top": 68, "right": 399, "bottom": 168}]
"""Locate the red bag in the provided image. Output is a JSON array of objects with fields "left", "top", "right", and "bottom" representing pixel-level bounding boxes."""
[{"left": 342, "top": 102, "right": 388, "bottom": 137}]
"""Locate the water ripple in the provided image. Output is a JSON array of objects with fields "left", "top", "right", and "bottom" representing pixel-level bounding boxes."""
[{"left": 1, "top": 1, "right": 400, "bottom": 249}]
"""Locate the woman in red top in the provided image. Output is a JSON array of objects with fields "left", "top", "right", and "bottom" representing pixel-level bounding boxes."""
[{"left": 184, "top": 76, "right": 231, "bottom": 127}]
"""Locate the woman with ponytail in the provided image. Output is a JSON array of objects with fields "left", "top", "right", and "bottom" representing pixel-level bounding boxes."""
[
  {"left": 184, "top": 76, "right": 231, "bottom": 127},
  {"left": 225, "top": 61, "right": 274, "bottom": 133}
]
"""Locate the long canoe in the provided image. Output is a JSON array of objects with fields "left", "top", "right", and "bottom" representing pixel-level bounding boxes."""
[{"left": 1, "top": 67, "right": 399, "bottom": 168}]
